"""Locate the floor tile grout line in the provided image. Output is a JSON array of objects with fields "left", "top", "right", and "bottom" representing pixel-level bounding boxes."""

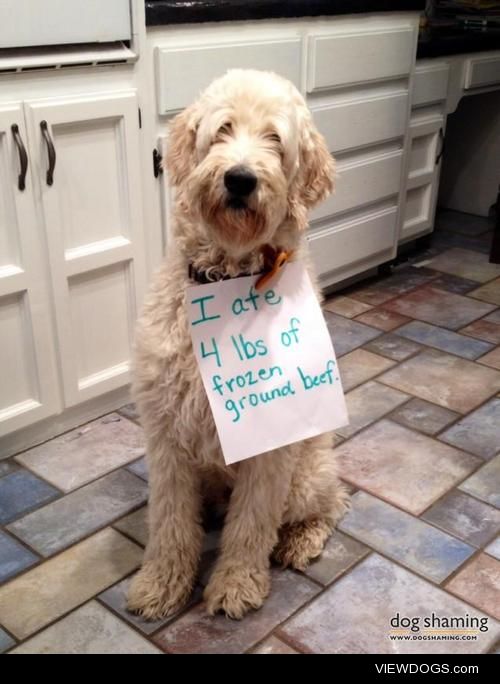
[
  {"left": 374, "top": 323, "right": 497, "bottom": 360},
  {"left": 92, "top": 568, "right": 203, "bottom": 646},
  {"left": 334, "top": 352, "right": 398, "bottom": 395},
  {"left": 348, "top": 503, "right": 498, "bottom": 602},
  {"left": 345, "top": 271, "right": 498, "bottom": 331},
  {"left": 0, "top": 517, "right": 145, "bottom": 590},
  {"left": 334, "top": 383, "right": 492, "bottom": 468},
  {"left": 0, "top": 621, "right": 18, "bottom": 649},
  {"left": 0, "top": 556, "right": 144, "bottom": 650},
  {"left": 417, "top": 499, "right": 500, "bottom": 549},
  {"left": 3, "top": 458, "right": 148, "bottom": 530},
  {"left": 0, "top": 466, "right": 148, "bottom": 545},
  {"left": 343, "top": 480, "right": 500, "bottom": 554},
  {"left": 240, "top": 562, "right": 363, "bottom": 654}
]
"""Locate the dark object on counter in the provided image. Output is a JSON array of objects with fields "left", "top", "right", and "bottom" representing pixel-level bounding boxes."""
[
  {"left": 418, "top": 24, "right": 500, "bottom": 57},
  {"left": 145, "top": 0, "right": 426, "bottom": 26}
]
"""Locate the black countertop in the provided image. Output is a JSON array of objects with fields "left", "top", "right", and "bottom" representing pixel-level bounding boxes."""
[
  {"left": 145, "top": 1, "right": 426, "bottom": 26},
  {"left": 417, "top": 26, "right": 500, "bottom": 58},
  {"left": 145, "top": 1, "right": 500, "bottom": 59}
]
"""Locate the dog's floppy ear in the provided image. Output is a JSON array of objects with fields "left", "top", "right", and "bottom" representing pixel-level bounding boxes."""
[
  {"left": 288, "top": 105, "right": 335, "bottom": 230},
  {"left": 165, "top": 104, "right": 200, "bottom": 187}
]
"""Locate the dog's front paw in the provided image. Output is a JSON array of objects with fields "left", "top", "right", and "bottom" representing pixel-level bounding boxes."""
[
  {"left": 273, "top": 518, "right": 332, "bottom": 571},
  {"left": 204, "top": 563, "right": 270, "bottom": 619},
  {"left": 127, "top": 560, "right": 193, "bottom": 621}
]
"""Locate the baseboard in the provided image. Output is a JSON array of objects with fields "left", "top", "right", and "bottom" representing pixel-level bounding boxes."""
[{"left": 0, "top": 386, "right": 132, "bottom": 460}]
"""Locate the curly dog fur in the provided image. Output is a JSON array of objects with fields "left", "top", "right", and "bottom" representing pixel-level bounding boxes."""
[{"left": 127, "top": 70, "right": 349, "bottom": 620}]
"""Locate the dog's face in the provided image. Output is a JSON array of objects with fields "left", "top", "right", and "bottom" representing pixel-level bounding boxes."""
[{"left": 167, "top": 70, "right": 334, "bottom": 252}]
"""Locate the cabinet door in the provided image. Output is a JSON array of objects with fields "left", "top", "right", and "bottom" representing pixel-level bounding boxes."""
[
  {"left": 400, "top": 114, "right": 445, "bottom": 242},
  {"left": 24, "top": 92, "right": 147, "bottom": 407},
  {"left": 0, "top": 104, "right": 60, "bottom": 435}
]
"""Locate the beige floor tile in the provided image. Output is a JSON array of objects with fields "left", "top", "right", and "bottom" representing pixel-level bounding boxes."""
[
  {"left": 336, "top": 419, "right": 481, "bottom": 514},
  {"left": 323, "top": 296, "right": 372, "bottom": 318},
  {"left": 9, "top": 601, "right": 160, "bottom": 654},
  {"left": 378, "top": 349, "right": 500, "bottom": 413},
  {"left": 16, "top": 414, "right": 144, "bottom": 492},
  {"left": 0, "top": 528, "right": 142, "bottom": 639},
  {"left": 337, "top": 349, "right": 395, "bottom": 392}
]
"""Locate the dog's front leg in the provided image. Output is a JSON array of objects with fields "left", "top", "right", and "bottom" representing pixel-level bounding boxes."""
[
  {"left": 127, "top": 437, "right": 203, "bottom": 620},
  {"left": 204, "top": 449, "right": 293, "bottom": 619}
]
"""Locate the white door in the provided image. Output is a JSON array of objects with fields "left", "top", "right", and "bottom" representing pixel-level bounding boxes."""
[
  {"left": 25, "top": 92, "right": 147, "bottom": 407},
  {"left": 0, "top": 104, "right": 61, "bottom": 436}
]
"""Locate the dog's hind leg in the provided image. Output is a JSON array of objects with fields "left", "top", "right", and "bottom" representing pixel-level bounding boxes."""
[
  {"left": 273, "top": 433, "right": 349, "bottom": 571},
  {"left": 204, "top": 448, "right": 294, "bottom": 619},
  {"left": 127, "top": 435, "right": 203, "bottom": 620}
]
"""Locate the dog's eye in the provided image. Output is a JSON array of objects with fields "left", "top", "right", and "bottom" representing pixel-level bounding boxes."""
[
  {"left": 265, "top": 132, "right": 282, "bottom": 145},
  {"left": 216, "top": 122, "right": 233, "bottom": 139}
]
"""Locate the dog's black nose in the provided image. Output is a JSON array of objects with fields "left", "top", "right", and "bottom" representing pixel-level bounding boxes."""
[{"left": 224, "top": 165, "right": 257, "bottom": 197}]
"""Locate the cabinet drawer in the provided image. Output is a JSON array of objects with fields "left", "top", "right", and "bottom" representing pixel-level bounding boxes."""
[
  {"left": 412, "top": 62, "right": 449, "bottom": 106},
  {"left": 312, "top": 92, "right": 408, "bottom": 154},
  {"left": 307, "top": 28, "right": 414, "bottom": 93},
  {"left": 464, "top": 54, "right": 500, "bottom": 90},
  {"left": 156, "top": 38, "right": 302, "bottom": 114},
  {"left": 312, "top": 150, "right": 403, "bottom": 222},
  {"left": 308, "top": 206, "right": 398, "bottom": 279}
]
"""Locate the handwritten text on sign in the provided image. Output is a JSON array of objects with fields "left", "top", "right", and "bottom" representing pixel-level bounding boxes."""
[{"left": 187, "top": 261, "right": 348, "bottom": 465}]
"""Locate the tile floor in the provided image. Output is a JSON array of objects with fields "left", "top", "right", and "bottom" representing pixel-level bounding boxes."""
[{"left": 1, "top": 210, "right": 500, "bottom": 654}]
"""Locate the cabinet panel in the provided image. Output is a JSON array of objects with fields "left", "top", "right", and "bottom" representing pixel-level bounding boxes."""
[
  {"left": 412, "top": 62, "right": 449, "bottom": 107},
  {"left": 400, "top": 113, "right": 444, "bottom": 242},
  {"left": 309, "top": 206, "right": 398, "bottom": 280},
  {"left": 0, "top": 105, "right": 60, "bottom": 436},
  {"left": 402, "top": 184, "right": 433, "bottom": 239},
  {"left": 156, "top": 38, "right": 302, "bottom": 114},
  {"left": 68, "top": 263, "right": 132, "bottom": 393},
  {"left": 312, "top": 150, "right": 403, "bottom": 223},
  {"left": 307, "top": 28, "right": 414, "bottom": 93},
  {"left": 312, "top": 91, "right": 408, "bottom": 154},
  {"left": 465, "top": 54, "right": 500, "bottom": 90},
  {"left": 25, "top": 92, "right": 147, "bottom": 407},
  {"left": 53, "top": 119, "right": 127, "bottom": 251}
]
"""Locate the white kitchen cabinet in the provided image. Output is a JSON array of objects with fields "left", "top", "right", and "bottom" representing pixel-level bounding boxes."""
[
  {"left": 24, "top": 92, "right": 147, "bottom": 407},
  {"left": 0, "top": 88, "right": 148, "bottom": 451},
  {"left": 0, "top": 104, "right": 61, "bottom": 436}
]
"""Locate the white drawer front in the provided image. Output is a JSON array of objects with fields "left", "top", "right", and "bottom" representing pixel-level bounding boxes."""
[
  {"left": 156, "top": 38, "right": 302, "bottom": 114},
  {"left": 465, "top": 55, "right": 500, "bottom": 90},
  {"left": 309, "top": 206, "right": 397, "bottom": 278},
  {"left": 311, "top": 150, "right": 403, "bottom": 222},
  {"left": 307, "top": 28, "right": 414, "bottom": 93},
  {"left": 412, "top": 63, "right": 449, "bottom": 106},
  {"left": 312, "top": 92, "right": 408, "bottom": 154}
]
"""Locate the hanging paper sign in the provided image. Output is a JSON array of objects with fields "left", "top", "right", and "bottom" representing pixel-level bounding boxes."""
[{"left": 187, "top": 261, "right": 348, "bottom": 465}]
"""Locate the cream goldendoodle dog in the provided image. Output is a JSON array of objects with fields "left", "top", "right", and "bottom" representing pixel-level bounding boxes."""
[{"left": 127, "top": 69, "right": 349, "bottom": 620}]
